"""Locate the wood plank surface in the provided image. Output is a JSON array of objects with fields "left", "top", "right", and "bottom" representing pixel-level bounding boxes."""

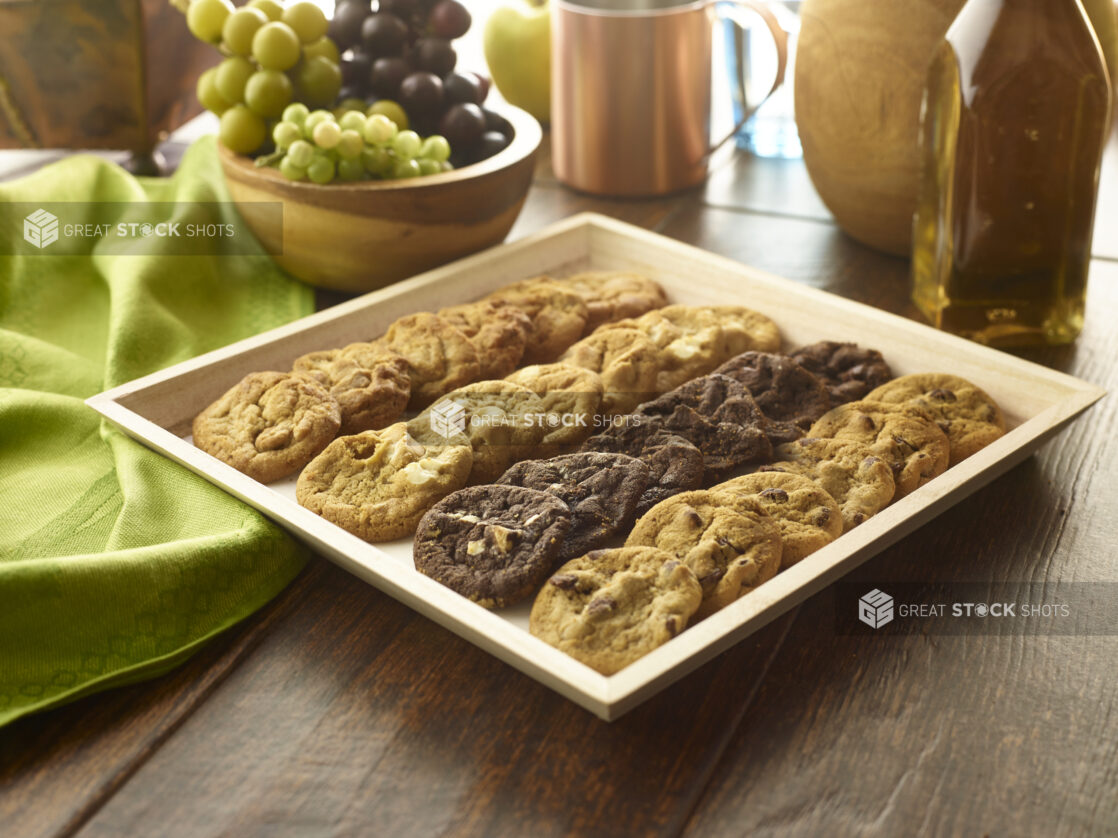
[{"left": 2, "top": 131, "right": 1116, "bottom": 838}]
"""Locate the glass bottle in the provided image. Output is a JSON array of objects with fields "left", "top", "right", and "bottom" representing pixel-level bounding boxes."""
[{"left": 911, "top": 0, "right": 1113, "bottom": 347}]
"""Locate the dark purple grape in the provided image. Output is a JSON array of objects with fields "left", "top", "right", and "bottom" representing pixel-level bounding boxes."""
[
  {"left": 428, "top": 0, "right": 470, "bottom": 39},
  {"left": 442, "top": 70, "right": 483, "bottom": 105},
  {"left": 398, "top": 71, "right": 444, "bottom": 117},
  {"left": 482, "top": 107, "right": 513, "bottom": 136},
  {"left": 378, "top": 0, "right": 417, "bottom": 17},
  {"left": 341, "top": 50, "right": 372, "bottom": 87},
  {"left": 474, "top": 72, "right": 491, "bottom": 103},
  {"left": 439, "top": 102, "right": 485, "bottom": 149},
  {"left": 330, "top": 0, "right": 370, "bottom": 50},
  {"left": 361, "top": 13, "right": 408, "bottom": 56},
  {"left": 476, "top": 129, "right": 511, "bottom": 160},
  {"left": 370, "top": 55, "right": 410, "bottom": 98},
  {"left": 413, "top": 38, "right": 456, "bottom": 77}
]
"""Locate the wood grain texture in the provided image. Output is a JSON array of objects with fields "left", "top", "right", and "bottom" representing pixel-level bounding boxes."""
[{"left": 3, "top": 133, "right": 1118, "bottom": 838}]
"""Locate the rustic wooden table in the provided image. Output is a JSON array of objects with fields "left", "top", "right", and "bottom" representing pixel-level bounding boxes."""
[{"left": 2, "top": 135, "right": 1116, "bottom": 838}]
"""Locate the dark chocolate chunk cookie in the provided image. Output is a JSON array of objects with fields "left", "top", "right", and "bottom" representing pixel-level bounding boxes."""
[
  {"left": 713, "top": 351, "right": 831, "bottom": 430},
  {"left": 637, "top": 373, "right": 795, "bottom": 449},
  {"left": 789, "top": 341, "right": 893, "bottom": 405},
  {"left": 582, "top": 429, "right": 705, "bottom": 515},
  {"left": 497, "top": 452, "right": 651, "bottom": 561},
  {"left": 413, "top": 485, "right": 571, "bottom": 609}
]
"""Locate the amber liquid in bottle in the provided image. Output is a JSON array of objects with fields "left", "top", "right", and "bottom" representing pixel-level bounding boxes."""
[{"left": 912, "top": 0, "right": 1113, "bottom": 346}]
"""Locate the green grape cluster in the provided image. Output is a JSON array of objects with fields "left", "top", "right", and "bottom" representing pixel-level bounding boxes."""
[
  {"left": 188, "top": 0, "right": 342, "bottom": 156},
  {"left": 267, "top": 104, "right": 454, "bottom": 184}
]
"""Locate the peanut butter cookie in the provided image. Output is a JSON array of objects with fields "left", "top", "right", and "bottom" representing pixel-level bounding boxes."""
[
  {"left": 559, "top": 326, "right": 665, "bottom": 415},
  {"left": 414, "top": 484, "right": 572, "bottom": 609},
  {"left": 437, "top": 300, "right": 533, "bottom": 379},
  {"left": 625, "top": 490, "right": 782, "bottom": 619},
  {"left": 485, "top": 277, "right": 589, "bottom": 364},
  {"left": 529, "top": 546, "right": 702, "bottom": 675},
  {"left": 560, "top": 271, "right": 669, "bottom": 334},
  {"left": 716, "top": 471, "right": 842, "bottom": 567},
  {"left": 380, "top": 312, "right": 481, "bottom": 409},
  {"left": 505, "top": 363, "right": 604, "bottom": 452},
  {"left": 807, "top": 400, "right": 950, "bottom": 498},
  {"left": 866, "top": 373, "right": 1006, "bottom": 464},
  {"left": 292, "top": 343, "right": 411, "bottom": 435},
  {"left": 295, "top": 422, "right": 473, "bottom": 542},
  {"left": 760, "top": 437, "right": 896, "bottom": 531},
  {"left": 193, "top": 371, "right": 341, "bottom": 484}
]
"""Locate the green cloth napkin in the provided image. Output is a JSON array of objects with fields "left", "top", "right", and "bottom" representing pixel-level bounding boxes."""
[{"left": 0, "top": 137, "right": 314, "bottom": 727}]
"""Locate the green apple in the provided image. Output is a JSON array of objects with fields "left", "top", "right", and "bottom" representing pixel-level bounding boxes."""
[{"left": 483, "top": 0, "right": 550, "bottom": 124}]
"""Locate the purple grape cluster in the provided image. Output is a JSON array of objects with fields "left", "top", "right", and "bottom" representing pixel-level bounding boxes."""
[{"left": 329, "top": 0, "right": 512, "bottom": 167}]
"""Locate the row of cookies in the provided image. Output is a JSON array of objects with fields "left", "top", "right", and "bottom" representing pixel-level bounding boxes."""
[{"left": 191, "top": 271, "right": 668, "bottom": 483}]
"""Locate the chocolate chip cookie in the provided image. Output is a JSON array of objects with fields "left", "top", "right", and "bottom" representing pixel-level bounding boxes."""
[
  {"left": 807, "top": 400, "right": 950, "bottom": 498},
  {"left": 409, "top": 380, "right": 547, "bottom": 484},
  {"left": 625, "top": 490, "right": 782, "bottom": 619},
  {"left": 866, "top": 373, "right": 1006, "bottom": 464},
  {"left": 293, "top": 343, "right": 411, "bottom": 435},
  {"left": 380, "top": 312, "right": 481, "bottom": 409},
  {"left": 581, "top": 429, "right": 705, "bottom": 515},
  {"left": 716, "top": 471, "right": 843, "bottom": 567},
  {"left": 529, "top": 546, "right": 702, "bottom": 675},
  {"left": 437, "top": 300, "right": 533, "bottom": 379},
  {"left": 193, "top": 371, "right": 341, "bottom": 484},
  {"left": 789, "top": 341, "right": 893, "bottom": 405},
  {"left": 714, "top": 351, "right": 831, "bottom": 430},
  {"left": 558, "top": 326, "right": 665, "bottom": 415},
  {"left": 414, "top": 484, "right": 572, "bottom": 609},
  {"left": 760, "top": 437, "right": 896, "bottom": 531},
  {"left": 485, "top": 277, "right": 589, "bottom": 364},
  {"left": 560, "top": 271, "right": 669, "bottom": 334},
  {"left": 497, "top": 452, "right": 651, "bottom": 561},
  {"left": 296, "top": 422, "right": 473, "bottom": 542}
]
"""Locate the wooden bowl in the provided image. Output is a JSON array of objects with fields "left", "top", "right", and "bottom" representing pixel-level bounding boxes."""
[{"left": 219, "top": 105, "right": 542, "bottom": 292}]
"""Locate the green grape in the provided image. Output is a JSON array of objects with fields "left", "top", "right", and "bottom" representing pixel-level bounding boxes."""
[
  {"left": 301, "top": 36, "right": 339, "bottom": 66},
  {"left": 287, "top": 139, "right": 315, "bottom": 168},
  {"left": 273, "top": 121, "right": 302, "bottom": 149},
  {"left": 303, "top": 109, "right": 334, "bottom": 137},
  {"left": 338, "top": 98, "right": 366, "bottom": 114},
  {"left": 281, "top": 2, "right": 328, "bottom": 44},
  {"left": 282, "top": 102, "right": 310, "bottom": 126},
  {"left": 307, "top": 155, "right": 336, "bottom": 184},
  {"left": 214, "top": 56, "right": 255, "bottom": 104},
  {"left": 247, "top": 0, "right": 283, "bottom": 22},
  {"left": 337, "top": 157, "right": 365, "bottom": 182},
  {"left": 293, "top": 55, "right": 342, "bottom": 108},
  {"left": 196, "top": 67, "right": 232, "bottom": 115},
  {"left": 363, "top": 113, "right": 397, "bottom": 145},
  {"left": 417, "top": 158, "right": 442, "bottom": 176},
  {"left": 392, "top": 130, "right": 421, "bottom": 160},
  {"left": 221, "top": 6, "right": 267, "bottom": 56},
  {"left": 392, "top": 158, "right": 422, "bottom": 179},
  {"left": 252, "top": 21, "right": 301, "bottom": 71},
  {"left": 279, "top": 156, "right": 307, "bottom": 181},
  {"left": 440, "top": 161, "right": 454, "bottom": 172},
  {"left": 336, "top": 129, "right": 363, "bottom": 159},
  {"left": 419, "top": 135, "right": 451, "bottom": 163},
  {"left": 338, "top": 110, "right": 366, "bottom": 133},
  {"left": 366, "top": 100, "right": 409, "bottom": 131},
  {"left": 312, "top": 120, "right": 341, "bottom": 149},
  {"left": 361, "top": 146, "right": 392, "bottom": 177},
  {"left": 244, "top": 69, "right": 292, "bottom": 118},
  {"left": 219, "top": 104, "right": 267, "bottom": 155},
  {"left": 186, "top": 0, "right": 233, "bottom": 44}
]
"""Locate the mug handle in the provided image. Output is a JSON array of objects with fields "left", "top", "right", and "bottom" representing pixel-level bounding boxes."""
[{"left": 707, "top": 0, "right": 789, "bottom": 157}]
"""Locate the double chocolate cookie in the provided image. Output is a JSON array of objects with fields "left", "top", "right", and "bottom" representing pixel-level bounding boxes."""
[
  {"left": 497, "top": 452, "right": 651, "bottom": 561},
  {"left": 414, "top": 484, "right": 572, "bottom": 608},
  {"left": 714, "top": 351, "right": 830, "bottom": 431},
  {"left": 581, "top": 429, "right": 705, "bottom": 516},
  {"left": 789, "top": 341, "right": 893, "bottom": 405}
]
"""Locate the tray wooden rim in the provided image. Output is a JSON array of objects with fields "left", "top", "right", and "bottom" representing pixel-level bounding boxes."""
[{"left": 86, "top": 213, "right": 1106, "bottom": 720}]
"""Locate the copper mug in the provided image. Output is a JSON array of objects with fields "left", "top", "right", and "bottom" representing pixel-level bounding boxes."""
[{"left": 552, "top": 0, "right": 788, "bottom": 196}]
